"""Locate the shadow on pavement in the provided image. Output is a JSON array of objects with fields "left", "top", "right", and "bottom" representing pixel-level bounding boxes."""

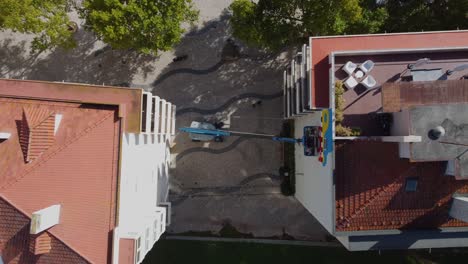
[{"left": 0, "top": 29, "right": 157, "bottom": 86}]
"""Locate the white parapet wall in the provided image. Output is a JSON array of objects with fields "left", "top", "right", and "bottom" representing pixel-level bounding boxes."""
[{"left": 335, "top": 136, "right": 421, "bottom": 142}]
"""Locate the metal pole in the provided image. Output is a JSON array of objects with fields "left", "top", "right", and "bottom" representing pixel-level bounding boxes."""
[{"left": 439, "top": 141, "right": 468, "bottom": 147}]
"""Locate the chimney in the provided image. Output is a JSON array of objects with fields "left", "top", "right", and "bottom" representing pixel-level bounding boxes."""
[
  {"left": 450, "top": 196, "right": 468, "bottom": 222},
  {"left": 30, "top": 204, "right": 61, "bottom": 235}
]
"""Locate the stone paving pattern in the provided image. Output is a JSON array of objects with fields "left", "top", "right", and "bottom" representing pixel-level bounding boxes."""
[{"left": 0, "top": 0, "right": 328, "bottom": 241}]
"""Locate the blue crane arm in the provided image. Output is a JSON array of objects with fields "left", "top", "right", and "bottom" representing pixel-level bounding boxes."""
[
  {"left": 272, "top": 137, "right": 302, "bottom": 144},
  {"left": 180, "top": 127, "right": 301, "bottom": 144},
  {"left": 179, "top": 127, "right": 231, "bottom": 137}
]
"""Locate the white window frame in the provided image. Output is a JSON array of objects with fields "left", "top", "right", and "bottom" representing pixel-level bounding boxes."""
[
  {"left": 153, "top": 219, "right": 158, "bottom": 242},
  {"left": 135, "top": 236, "right": 142, "bottom": 263},
  {"left": 145, "top": 228, "right": 150, "bottom": 251}
]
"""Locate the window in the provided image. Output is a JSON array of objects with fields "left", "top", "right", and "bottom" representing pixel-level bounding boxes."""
[
  {"left": 141, "top": 94, "right": 148, "bottom": 132},
  {"left": 145, "top": 228, "right": 150, "bottom": 251},
  {"left": 158, "top": 102, "right": 163, "bottom": 133},
  {"left": 153, "top": 220, "right": 158, "bottom": 242},
  {"left": 135, "top": 237, "right": 142, "bottom": 263},
  {"left": 165, "top": 104, "right": 170, "bottom": 134},
  {"left": 405, "top": 177, "right": 418, "bottom": 192},
  {"left": 151, "top": 97, "right": 156, "bottom": 133}
]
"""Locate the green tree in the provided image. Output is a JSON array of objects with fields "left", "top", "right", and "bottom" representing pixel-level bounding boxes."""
[
  {"left": 384, "top": 0, "right": 468, "bottom": 32},
  {"left": 80, "top": 0, "right": 198, "bottom": 55},
  {"left": 229, "top": 0, "right": 387, "bottom": 50},
  {"left": 0, "top": 0, "right": 75, "bottom": 52}
]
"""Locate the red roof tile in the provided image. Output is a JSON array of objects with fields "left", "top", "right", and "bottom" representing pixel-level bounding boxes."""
[
  {"left": 20, "top": 107, "right": 56, "bottom": 163},
  {"left": 0, "top": 197, "right": 88, "bottom": 263},
  {"left": 0, "top": 96, "right": 120, "bottom": 263},
  {"left": 310, "top": 30, "right": 468, "bottom": 108},
  {"left": 335, "top": 141, "right": 468, "bottom": 232},
  {"left": 29, "top": 232, "right": 52, "bottom": 255},
  {"left": 118, "top": 239, "right": 135, "bottom": 264}
]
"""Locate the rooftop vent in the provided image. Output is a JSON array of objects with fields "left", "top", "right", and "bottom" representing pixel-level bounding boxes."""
[
  {"left": 428, "top": 126, "right": 445, "bottom": 140},
  {"left": 30, "top": 204, "right": 61, "bottom": 235}
]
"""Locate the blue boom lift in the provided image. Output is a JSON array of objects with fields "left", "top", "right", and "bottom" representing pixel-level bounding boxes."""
[{"left": 179, "top": 121, "right": 321, "bottom": 156}]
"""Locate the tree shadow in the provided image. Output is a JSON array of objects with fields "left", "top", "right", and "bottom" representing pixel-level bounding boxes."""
[
  {"left": 150, "top": 8, "right": 289, "bottom": 114},
  {"left": 0, "top": 39, "right": 39, "bottom": 78},
  {"left": 0, "top": 28, "right": 156, "bottom": 86}
]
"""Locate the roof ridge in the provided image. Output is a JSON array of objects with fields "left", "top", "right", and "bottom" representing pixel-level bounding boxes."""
[
  {"left": 23, "top": 107, "right": 55, "bottom": 129},
  {"left": 339, "top": 168, "right": 412, "bottom": 229},
  {"left": 0, "top": 110, "right": 115, "bottom": 191},
  {"left": 0, "top": 196, "right": 93, "bottom": 263}
]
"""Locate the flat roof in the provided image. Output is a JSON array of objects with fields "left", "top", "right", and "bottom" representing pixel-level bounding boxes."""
[
  {"left": 310, "top": 30, "right": 468, "bottom": 108},
  {"left": 409, "top": 103, "right": 468, "bottom": 162}
]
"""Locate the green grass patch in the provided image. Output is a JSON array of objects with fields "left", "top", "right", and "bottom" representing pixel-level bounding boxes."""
[{"left": 143, "top": 239, "right": 468, "bottom": 264}]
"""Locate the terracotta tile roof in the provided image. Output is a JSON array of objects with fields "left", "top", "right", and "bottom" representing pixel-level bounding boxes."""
[
  {"left": 29, "top": 232, "right": 52, "bottom": 255},
  {"left": 0, "top": 96, "right": 120, "bottom": 263},
  {"left": 310, "top": 30, "right": 468, "bottom": 108},
  {"left": 118, "top": 239, "right": 135, "bottom": 264},
  {"left": 0, "top": 198, "right": 88, "bottom": 264},
  {"left": 20, "top": 107, "right": 56, "bottom": 163},
  {"left": 335, "top": 141, "right": 468, "bottom": 232}
]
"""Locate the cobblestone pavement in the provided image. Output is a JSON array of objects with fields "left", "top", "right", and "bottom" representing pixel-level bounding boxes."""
[{"left": 0, "top": 0, "right": 329, "bottom": 241}]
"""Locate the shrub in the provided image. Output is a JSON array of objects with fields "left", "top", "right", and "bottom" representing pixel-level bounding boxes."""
[{"left": 334, "top": 81, "right": 361, "bottom": 136}]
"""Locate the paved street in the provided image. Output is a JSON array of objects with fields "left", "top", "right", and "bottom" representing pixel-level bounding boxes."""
[{"left": 0, "top": 0, "right": 328, "bottom": 241}]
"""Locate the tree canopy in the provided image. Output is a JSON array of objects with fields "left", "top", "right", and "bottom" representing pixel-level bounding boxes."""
[
  {"left": 229, "top": 0, "right": 467, "bottom": 50},
  {"left": 384, "top": 0, "right": 468, "bottom": 33},
  {"left": 80, "top": 0, "right": 199, "bottom": 55},
  {"left": 0, "top": 0, "right": 75, "bottom": 52},
  {"left": 229, "top": 0, "right": 388, "bottom": 50}
]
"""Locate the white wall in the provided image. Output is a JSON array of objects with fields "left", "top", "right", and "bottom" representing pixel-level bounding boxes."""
[
  {"left": 118, "top": 132, "right": 171, "bottom": 263},
  {"left": 294, "top": 112, "right": 335, "bottom": 233}
]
